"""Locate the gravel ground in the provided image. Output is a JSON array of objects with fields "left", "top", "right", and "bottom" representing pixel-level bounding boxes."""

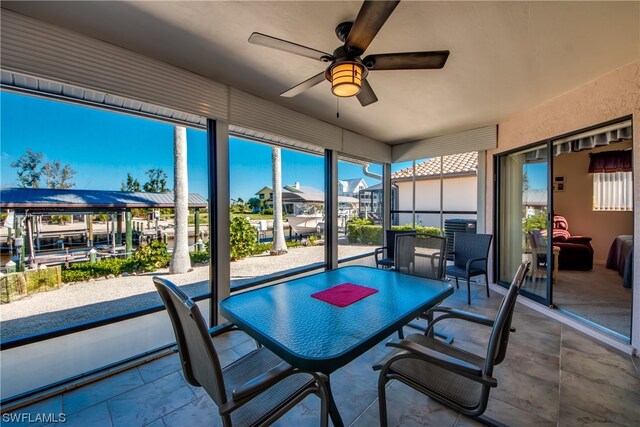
[{"left": 0, "top": 243, "right": 376, "bottom": 341}]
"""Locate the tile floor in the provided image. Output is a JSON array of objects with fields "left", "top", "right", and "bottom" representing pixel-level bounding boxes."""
[{"left": 4, "top": 282, "right": 639, "bottom": 427}]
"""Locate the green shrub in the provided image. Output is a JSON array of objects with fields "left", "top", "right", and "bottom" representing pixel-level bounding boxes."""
[
  {"left": 523, "top": 212, "right": 547, "bottom": 233},
  {"left": 286, "top": 240, "right": 302, "bottom": 248},
  {"left": 230, "top": 217, "right": 257, "bottom": 260},
  {"left": 263, "top": 208, "right": 273, "bottom": 215},
  {"left": 61, "top": 257, "right": 136, "bottom": 283},
  {"left": 346, "top": 222, "right": 441, "bottom": 245},
  {"left": 252, "top": 242, "right": 272, "bottom": 255},
  {"left": 133, "top": 240, "right": 171, "bottom": 272},
  {"left": 190, "top": 251, "right": 209, "bottom": 265},
  {"left": 61, "top": 268, "right": 94, "bottom": 283},
  {"left": 392, "top": 224, "right": 441, "bottom": 236}
]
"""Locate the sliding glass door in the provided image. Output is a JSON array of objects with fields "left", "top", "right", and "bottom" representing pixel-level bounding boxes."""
[{"left": 497, "top": 143, "right": 552, "bottom": 305}]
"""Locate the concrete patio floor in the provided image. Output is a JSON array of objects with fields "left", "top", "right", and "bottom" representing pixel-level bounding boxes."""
[{"left": 3, "top": 278, "right": 639, "bottom": 426}]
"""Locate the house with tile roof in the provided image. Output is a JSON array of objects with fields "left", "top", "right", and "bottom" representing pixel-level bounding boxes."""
[{"left": 391, "top": 151, "right": 478, "bottom": 227}]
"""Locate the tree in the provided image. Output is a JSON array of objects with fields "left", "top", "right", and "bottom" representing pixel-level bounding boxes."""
[
  {"left": 270, "top": 147, "right": 287, "bottom": 255},
  {"left": 247, "top": 197, "right": 261, "bottom": 212},
  {"left": 169, "top": 126, "right": 191, "bottom": 274},
  {"left": 143, "top": 169, "right": 169, "bottom": 192},
  {"left": 121, "top": 173, "right": 141, "bottom": 192},
  {"left": 11, "top": 149, "right": 43, "bottom": 188},
  {"left": 42, "top": 161, "right": 76, "bottom": 189}
]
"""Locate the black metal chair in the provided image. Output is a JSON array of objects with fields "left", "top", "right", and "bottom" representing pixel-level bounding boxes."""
[
  {"left": 446, "top": 232, "right": 493, "bottom": 304},
  {"left": 374, "top": 229, "right": 411, "bottom": 269},
  {"left": 395, "top": 233, "right": 452, "bottom": 342},
  {"left": 394, "top": 233, "right": 448, "bottom": 280},
  {"left": 153, "top": 277, "right": 329, "bottom": 427},
  {"left": 374, "top": 261, "right": 530, "bottom": 427}
]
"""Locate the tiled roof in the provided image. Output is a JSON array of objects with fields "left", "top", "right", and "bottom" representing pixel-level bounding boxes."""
[
  {"left": 391, "top": 152, "right": 478, "bottom": 180},
  {"left": 523, "top": 189, "right": 548, "bottom": 206},
  {"left": 0, "top": 187, "right": 207, "bottom": 210}
]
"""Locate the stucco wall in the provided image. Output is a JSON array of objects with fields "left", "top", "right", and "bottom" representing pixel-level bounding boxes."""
[
  {"left": 485, "top": 59, "right": 640, "bottom": 350},
  {"left": 396, "top": 175, "right": 477, "bottom": 227},
  {"left": 554, "top": 141, "right": 633, "bottom": 264}
]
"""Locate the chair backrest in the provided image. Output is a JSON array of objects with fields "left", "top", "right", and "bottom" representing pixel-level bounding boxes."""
[
  {"left": 395, "top": 233, "right": 448, "bottom": 280},
  {"left": 385, "top": 229, "right": 411, "bottom": 259},
  {"left": 452, "top": 232, "right": 492, "bottom": 269},
  {"left": 483, "top": 261, "right": 530, "bottom": 375},
  {"left": 153, "top": 277, "right": 227, "bottom": 406}
]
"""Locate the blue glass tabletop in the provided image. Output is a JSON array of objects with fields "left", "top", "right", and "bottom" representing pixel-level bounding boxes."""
[{"left": 219, "top": 266, "right": 453, "bottom": 373}]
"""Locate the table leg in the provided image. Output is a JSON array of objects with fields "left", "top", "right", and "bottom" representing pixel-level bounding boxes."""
[{"left": 325, "top": 376, "right": 344, "bottom": 427}]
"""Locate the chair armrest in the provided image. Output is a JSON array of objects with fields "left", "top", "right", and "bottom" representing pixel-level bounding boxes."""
[
  {"left": 232, "top": 362, "right": 293, "bottom": 400},
  {"left": 425, "top": 306, "right": 495, "bottom": 327},
  {"left": 423, "top": 307, "right": 515, "bottom": 336},
  {"left": 374, "top": 246, "right": 388, "bottom": 262},
  {"left": 465, "top": 257, "right": 487, "bottom": 272},
  {"left": 386, "top": 340, "right": 496, "bottom": 387},
  {"left": 208, "top": 321, "right": 238, "bottom": 338}
]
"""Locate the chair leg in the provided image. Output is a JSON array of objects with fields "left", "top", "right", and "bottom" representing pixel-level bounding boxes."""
[
  {"left": 455, "top": 276, "right": 459, "bottom": 289},
  {"left": 485, "top": 274, "right": 490, "bottom": 298},
  {"left": 473, "top": 414, "right": 510, "bottom": 427},
  {"left": 318, "top": 380, "right": 329, "bottom": 427},
  {"left": 397, "top": 327, "right": 404, "bottom": 339},
  {"left": 435, "top": 331, "right": 454, "bottom": 344},
  {"left": 466, "top": 274, "right": 471, "bottom": 305},
  {"left": 378, "top": 374, "right": 389, "bottom": 427}
]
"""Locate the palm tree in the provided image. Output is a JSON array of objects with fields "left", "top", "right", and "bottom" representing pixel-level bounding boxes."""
[
  {"left": 270, "top": 147, "right": 287, "bottom": 255},
  {"left": 169, "top": 126, "right": 192, "bottom": 274}
]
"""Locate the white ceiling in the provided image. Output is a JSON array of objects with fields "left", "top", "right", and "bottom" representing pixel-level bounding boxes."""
[{"left": 2, "top": 1, "right": 639, "bottom": 145}]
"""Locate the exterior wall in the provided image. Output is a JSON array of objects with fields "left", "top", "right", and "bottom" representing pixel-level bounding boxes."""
[
  {"left": 396, "top": 175, "right": 477, "bottom": 227},
  {"left": 554, "top": 141, "right": 633, "bottom": 264},
  {"left": 485, "top": 59, "right": 640, "bottom": 351}
]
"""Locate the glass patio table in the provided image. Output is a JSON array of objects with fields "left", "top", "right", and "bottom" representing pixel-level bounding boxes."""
[{"left": 219, "top": 265, "right": 454, "bottom": 426}]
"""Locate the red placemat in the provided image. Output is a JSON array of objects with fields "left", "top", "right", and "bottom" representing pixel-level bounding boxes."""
[{"left": 311, "top": 283, "right": 378, "bottom": 307}]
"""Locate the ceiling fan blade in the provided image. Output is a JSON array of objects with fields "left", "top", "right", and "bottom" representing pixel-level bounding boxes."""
[
  {"left": 345, "top": 0, "right": 400, "bottom": 55},
  {"left": 281, "top": 72, "right": 327, "bottom": 97},
  {"left": 364, "top": 51, "right": 450, "bottom": 70},
  {"left": 249, "top": 32, "right": 333, "bottom": 62},
  {"left": 357, "top": 79, "right": 378, "bottom": 106}
]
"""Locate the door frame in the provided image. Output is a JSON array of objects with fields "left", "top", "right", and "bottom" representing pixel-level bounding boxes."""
[{"left": 494, "top": 140, "right": 554, "bottom": 307}]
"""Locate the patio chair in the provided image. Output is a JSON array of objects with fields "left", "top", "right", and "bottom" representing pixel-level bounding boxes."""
[
  {"left": 374, "top": 229, "right": 411, "bottom": 269},
  {"left": 528, "top": 231, "right": 547, "bottom": 276},
  {"left": 446, "top": 232, "right": 492, "bottom": 305},
  {"left": 394, "top": 233, "right": 451, "bottom": 342},
  {"left": 153, "top": 277, "right": 329, "bottom": 427},
  {"left": 374, "top": 261, "right": 530, "bottom": 427},
  {"left": 395, "top": 233, "right": 448, "bottom": 279}
]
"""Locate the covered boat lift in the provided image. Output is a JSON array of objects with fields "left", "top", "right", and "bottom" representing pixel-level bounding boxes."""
[{"left": 0, "top": 188, "right": 207, "bottom": 269}]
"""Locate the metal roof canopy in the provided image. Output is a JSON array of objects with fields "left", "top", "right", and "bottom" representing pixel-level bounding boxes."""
[{"left": 0, "top": 188, "right": 207, "bottom": 213}]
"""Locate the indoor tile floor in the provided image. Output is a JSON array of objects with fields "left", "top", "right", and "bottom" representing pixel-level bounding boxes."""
[{"left": 4, "top": 282, "right": 640, "bottom": 427}]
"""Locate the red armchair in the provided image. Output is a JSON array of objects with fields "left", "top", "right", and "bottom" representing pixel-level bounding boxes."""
[{"left": 551, "top": 215, "right": 593, "bottom": 270}]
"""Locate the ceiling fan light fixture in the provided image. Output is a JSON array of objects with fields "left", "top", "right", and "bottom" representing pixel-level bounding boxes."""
[{"left": 331, "top": 62, "right": 363, "bottom": 97}]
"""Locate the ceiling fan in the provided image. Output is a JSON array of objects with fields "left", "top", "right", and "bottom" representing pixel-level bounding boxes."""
[{"left": 248, "top": 0, "right": 449, "bottom": 107}]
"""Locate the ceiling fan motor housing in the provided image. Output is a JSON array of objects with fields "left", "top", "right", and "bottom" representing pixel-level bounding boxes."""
[{"left": 335, "top": 22, "right": 353, "bottom": 43}]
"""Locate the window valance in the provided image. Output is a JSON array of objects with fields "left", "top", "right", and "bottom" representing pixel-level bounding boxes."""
[{"left": 588, "top": 150, "right": 632, "bottom": 173}]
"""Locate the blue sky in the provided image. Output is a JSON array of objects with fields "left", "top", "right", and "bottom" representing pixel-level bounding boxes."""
[{"left": 0, "top": 92, "right": 386, "bottom": 201}]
